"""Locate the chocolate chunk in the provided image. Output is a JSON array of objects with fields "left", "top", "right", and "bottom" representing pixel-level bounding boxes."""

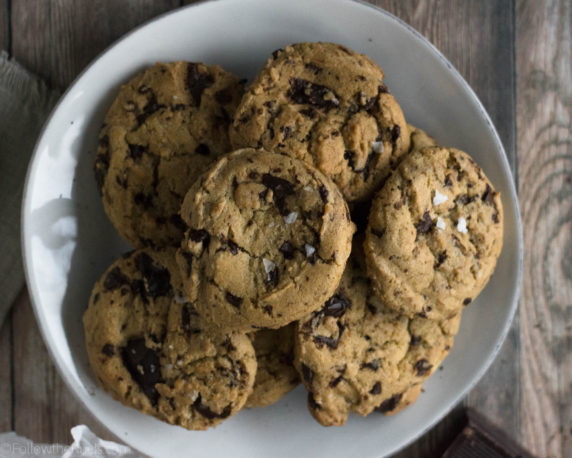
[
  {"left": 194, "top": 143, "right": 210, "bottom": 156},
  {"left": 492, "top": 210, "right": 500, "bottom": 223},
  {"left": 104, "top": 267, "right": 130, "bottom": 291},
  {"left": 120, "top": 338, "right": 162, "bottom": 405},
  {"left": 361, "top": 359, "right": 381, "bottom": 371},
  {"left": 456, "top": 194, "right": 476, "bottom": 205},
  {"left": 180, "top": 251, "right": 193, "bottom": 276},
  {"left": 344, "top": 150, "right": 356, "bottom": 171},
  {"left": 410, "top": 335, "right": 422, "bottom": 346},
  {"left": 101, "top": 343, "right": 115, "bottom": 357},
  {"left": 248, "top": 171, "right": 259, "bottom": 180},
  {"left": 366, "top": 303, "right": 377, "bottom": 314},
  {"left": 304, "top": 62, "right": 322, "bottom": 74},
  {"left": 127, "top": 143, "right": 146, "bottom": 160},
  {"left": 221, "top": 337, "right": 236, "bottom": 353},
  {"left": 444, "top": 174, "right": 453, "bottom": 187},
  {"left": 370, "top": 382, "right": 381, "bottom": 395},
  {"left": 301, "top": 363, "right": 314, "bottom": 384},
  {"left": 193, "top": 394, "right": 232, "bottom": 419},
  {"left": 282, "top": 126, "right": 292, "bottom": 140},
  {"left": 299, "top": 107, "right": 317, "bottom": 119},
  {"left": 271, "top": 48, "right": 284, "bottom": 59},
  {"left": 329, "top": 375, "right": 343, "bottom": 388},
  {"left": 463, "top": 297, "right": 472, "bottom": 306},
  {"left": 414, "top": 359, "right": 432, "bottom": 376},
  {"left": 313, "top": 322, "right": 344, "bottom": 349},
  {"left": 225, "top": 292, "right": 243, "bottom": 308},
  {"left": 186, "top": 63, "right": 214, "bottom": 107},
  {"left": 391, "top": 125, "right": 401, "bottom": 143},
  {"left": 279, "top": 241, "right": 295, "bottom": 259},
  {"left": 130, "top": 279, "right": 146, "bottom": 302},
  {"left": 322, "top": 293, "right": 351, "bottom": 317},
  {"left": 376, "top": 393, "right": 403, "bottom": 413},
  {"left": 318, "top": 185, "right": 329, "bottom": 203},
  {"left": 378, "top": 84, "right": 389, "bottom": 94},
  {"left": 181, "top": 304, "right": 191, "bottom": 333},
  {"left": 134, "top": 192, "right": 153, "bottom": 209},
  {"left": 308, "top": 392, "right": 321, "bottom": 410},
  {"left": 435, "top": 250, "right": 448, "bottom": 268},
  {"left": 137, "top": 85, "right": 152, "bottom": 94},
  {"left": 266, "top": 265, "right": 279, "bottom": 287},
  {"left": 214, "top": 88, "right": 233, "bottom": 105},
  {"left": 416, "top": 211, "right": 433, "bottom": 237},
  {"left": 263, "top": 305, "right": 273, "bottom": 315},
  {"left": 189, "top": 229, "right": 210, "bottom": 245},
  {"left": 261, "top": 173, "right": 295, "bottom": 216},
  {"left": 481, "top": 184, "right": 495, "bottom": 204},
  {"left": 134, "top": 252, "right": 171, "bottom": 298},
  {"left": 172, "top": 103, "right": 186, "bottom": 111},
  {"left": 227, "top": 239, "right": 239, "bottom": 255},
  {"left": 136, "top": 93, "right": 165, "bottom": 125},
  {"left": 371, "top": 227, "right": 386, "bottom": 239},
  {"left": 287, "top": 78, "right": 340, "bottom": 111}
]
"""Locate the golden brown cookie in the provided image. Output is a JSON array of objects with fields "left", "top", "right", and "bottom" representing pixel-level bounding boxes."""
[
  {"left": 230, "top": 43, "right": 409, "bottom": 202},
  {"left": 95, "top": 61, "right": 244, "bottom": 248},
  {"left": 176, "top": 148, "right": 355, "bottom": 331},
  {"left": 83, "top": 249, "right": 257, "bottom": 430},
  {"left": 364, "top": 146, "right": 503, "bottom": 321}
]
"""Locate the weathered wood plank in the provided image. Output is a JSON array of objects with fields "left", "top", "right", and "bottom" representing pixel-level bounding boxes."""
[
  {"left": 0, "top": 0, "right": 8, "bottom": 52},
  {"left": 11, "top": 0, "right": 180, "bottom": 88},
  {"left": 516, "top": 0, "right": 572, "bottom": 456},
  {"left": 12, "top": 291, "right": 112, "bottom": 443},
  {"left": 0, "top": 309, "right": 13, "bottom": 432}
]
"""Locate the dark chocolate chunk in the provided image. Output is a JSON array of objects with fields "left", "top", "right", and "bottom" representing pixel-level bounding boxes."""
[
  {"left": 261, "top": 173, "right": 295, "bottom": 216},
  {"left": 180, "top": 251, "right": 193, "bottom": 276},
  {"left": 134, "top": 252, "right": 171, "bottom": 298},
  {"left": 361, "top": 359, "right": 381, "bottom": 371},
  {"left": 137, "top": 85, "right": 152, "bottom": 94},
  {"left": 482, "top": 184, "right": 495, "bottom": 204},
  {"left": 227, "top": 239, "right": 239, "bottom": 255},
  {"left": 492, "top": 210, "right": 500, "bottom": 223},
  {"left": 120, "top": 337, "right": 162, "bottom": 405},
  {"left": 299, "top": 107, "right": 317, "bottom": 119},
  {"left": 287, "top": 78, "right": 340, "bottom": 111},
  {"left": 444, "top": 174, "right": 453, "bottom": 187},
  {"left": 214, "top": 88, "right": 233, "bottom": 105},
  {"left": 344, "top": 150, "right": 356, "bottom": 171},
  {"left": 266, "top": 264, "right": 279, "bottom": 287},
  {"left": 370, "top": 382, "right": 382, "bottom": 395},
  {"left": 329, "top": 375, "right": 343, "bottom": 388},
  {"left": 435, "top": 250, "right": 448, "bottom": 268},
  {"left": 181, "top": 303, "right": 191, "bottom": 333},
  {"left": 308, "top": 392, "right": 321, "bottom": 410},
  {"left": 282, "top": 126, "right": 292, "bottom": 140},
  {"left": 414, "top": 359, "right": 432, "bottom": 376},
  {"left": 301, "top": 363, "right": 314, "bottom": 385},
  {"left": 366, "top": 303, "right": 377, "bottom": 314},
  {"left": 313, "top": 322, "right": 345, "bottom": 349},
  {"left": 376, "top": 393, "right": 403, "bottom": 413},
  {"left": 225, "top": 292, "right": 243, "bottom": 308},
  {"left": 189, "top": 229, "right": 210, "bottom": 245},
  {"left": 193, "top": 394, "right": 232, "bottom": 419},
  {"left": 279, "top": 241, "right": 295, "bottom": 259},
  {"left": 104, "top": 267, "right": 130, "bottom": 291},
  {"left": 134, "top": 192, "right": 153, "bottom": 209},
  {"left": 304, "top": 62, "right": 322, "bottom": 74},
  {"left": 463, "top": 297, "right": 472, "bottom": 306},
  {"left": 271, "top": 48, "right": 284, "bottom": 59},
  {"left": 186, "top": 63, "right": 214, "bottom": 107},
  {"left": 391, "top": 125, "right": 401, "bottom": 143},
  {"left": 322, "top": 293, "right": 351, "bottom": 318},
  {"left": 378, "top": 84, "right": 389, "bottom": 94},
  {"left": 318, "top": 185, "right": 329, "bottom": 203},
  {"left": 127, "top": 143, "right": 146, "bottom": 160},
  {"left": 194, "top": 143, "right": 210, "bottom": 156},
  {"left": 136, "top": 93, "right": 165, "bottom": 125},
  {"left": 410, "top": 335, "right": 422, "bottom": 346},
  {"left": 221, "top": 337, "right": 236, "bottom": 353},
  {"left": 101, "top": 343, "right": 115, "bottom": 357},
  {"left": 416, "top": 211, "right": 433, "bottom": 237},
  {"left": 263, "top": 305, "right": 273, "bottom": 315},
  {"left": 456, "top": 194, "right": 476, "bottom": 205}
]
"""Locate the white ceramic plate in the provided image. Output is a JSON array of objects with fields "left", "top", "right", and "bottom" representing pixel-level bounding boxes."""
[{"left": 21, "top": 0, "right": 523, "bottom": 456}]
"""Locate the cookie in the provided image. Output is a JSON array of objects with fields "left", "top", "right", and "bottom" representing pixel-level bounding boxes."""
[
  {"left": 364, "top": 146, "right": 503, "bottom": 321},
  {"left": 176, "top": 148, "right": 355, "bottom": 331},
  {"left": 229, "top": 42, "right": 410, "bottom": 202},
  {"left": 95, "top": 61, "right": 244, "bottom": 248},
  {"left": 294, "top": 254, "right": 460, "bottom": 426},
  {"left": 83, "top": 249, "right": 257, "bottom": 430},
  {"left": 407, "top": 123, "right": 437, "bottom": 152},
  {"left": 245, "top": 324, "right": 299, "bottom": 408}
]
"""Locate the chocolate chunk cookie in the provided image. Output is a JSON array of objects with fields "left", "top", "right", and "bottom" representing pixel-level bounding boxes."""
[
  {"left": 364, "top": 146, "right": 503, "bottom": 321},
  {"left": 407, "top": 124, "right": 437, "bottom": 152},
  {"left": 294, "top": 253, "right": 460, "bottom": 426},
  {"left": 245, "top": 324, "right": 299, "bottom": 408},
  {"left": 229, "top": 43, "right": 410, "bottom": 202},
  {"left": 95, "top": 61, "right": 244, "bottom": 248},
  {"left": 83, "top": 249, "right": 257, "bottom": 430},
  {"left": 176, "top": 148, "right": 355, "bottom": 331}
]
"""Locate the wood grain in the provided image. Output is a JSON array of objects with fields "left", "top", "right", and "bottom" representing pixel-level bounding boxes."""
[
  {"left": 0, "top": 309, "right": 12, "bottom": 432},
  {"left": 0, "top": 0, "right": 8, "bottom": 52},
  {"left": 11, "top": 0, "right": 180, "bottom": 88},
  {"left": 516, "top": 0, "right": 572, "bottom": 456}
]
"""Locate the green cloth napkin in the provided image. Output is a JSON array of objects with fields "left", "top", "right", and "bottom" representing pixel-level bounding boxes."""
[{"left": 0, "top": 51, "right": 60, "bottom": 326}]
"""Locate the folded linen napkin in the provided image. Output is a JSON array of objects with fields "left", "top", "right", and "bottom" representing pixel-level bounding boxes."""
[{"left": 0, "top": 51, "right": 60, "bottom": 326}]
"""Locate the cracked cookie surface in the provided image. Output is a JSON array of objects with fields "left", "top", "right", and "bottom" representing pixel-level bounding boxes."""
[
  {"left": 229, "top": 42, "right": 409, "bottom": 202},
  {"left": 294, "top": 253, "right": 460, "bottom": 426},
  {"left": 95, "top": 61, "right": 244, "bottom": 248},
  {"left": 364, "top": 146, "right": 503, "bottom": 321},
  {"left": 245, "top": 324, "right": 299, "bottom": 408},
  {"left": 176, "top": 148, "right": 355, "bottom": 331},
  {"left": 83, "top": 249, "right": 257, "bottom": 430}
]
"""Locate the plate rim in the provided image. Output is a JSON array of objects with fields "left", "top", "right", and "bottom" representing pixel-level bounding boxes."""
[{"left": 20, "top": 0, "right": 524, "bottom": 456}]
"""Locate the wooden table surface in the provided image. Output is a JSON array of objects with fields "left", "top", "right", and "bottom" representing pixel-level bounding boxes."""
[{"left": 0, "top": 1, "right": 570, "bottom": 457}]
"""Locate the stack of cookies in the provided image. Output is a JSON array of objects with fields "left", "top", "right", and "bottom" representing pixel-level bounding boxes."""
[{"left": 83, "top": 43, "right": 504, "bottom": 430}]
